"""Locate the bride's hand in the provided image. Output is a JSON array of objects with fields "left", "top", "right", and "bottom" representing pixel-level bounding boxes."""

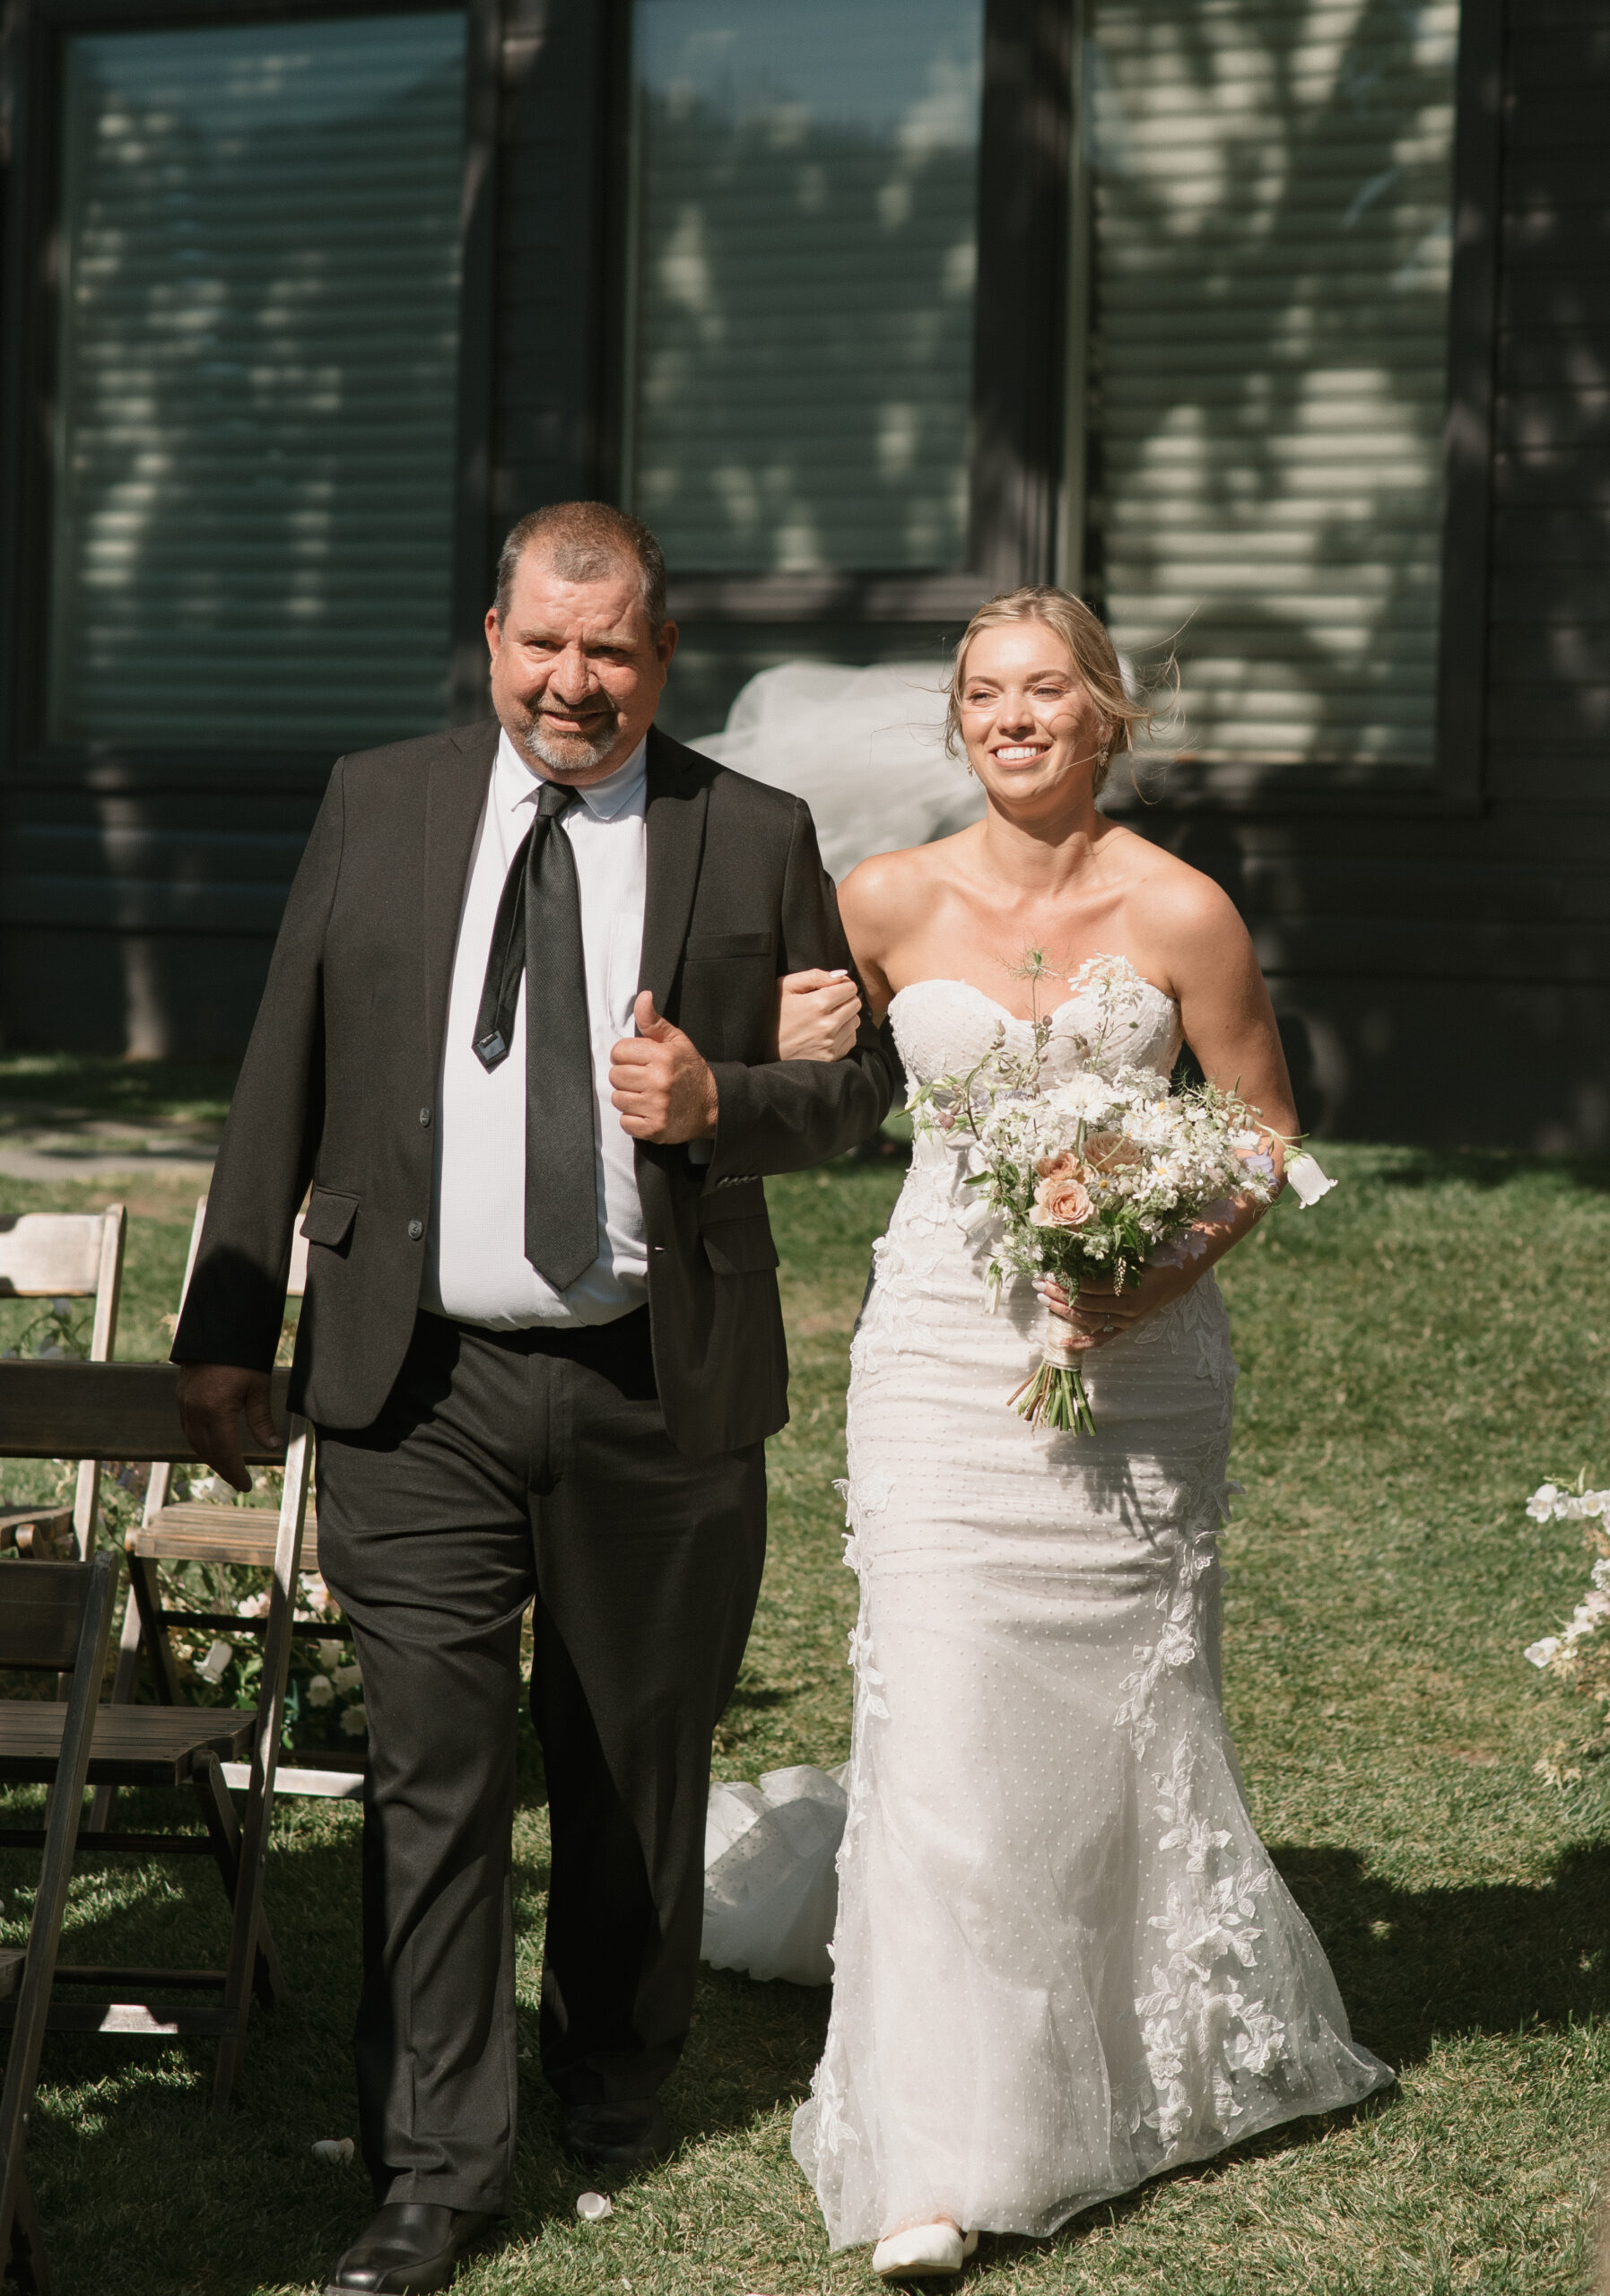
[
  {"left": 1034, "top": 1259, "right": 1203, "bottom": 1348},
  {"left": 772, "top": 968, "right": 862, "bottom": 1062}
]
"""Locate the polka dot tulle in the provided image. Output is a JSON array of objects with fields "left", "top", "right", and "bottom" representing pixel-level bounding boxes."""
[{"left": 791, "top": 970, "right": 1391, "bottom": 2248}]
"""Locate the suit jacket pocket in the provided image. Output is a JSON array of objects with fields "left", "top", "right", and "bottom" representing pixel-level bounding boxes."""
[
  {"left": 300, "top": 1187, "right": 359, "bottom": 1255},
  {"left": 683, "top": 931, "right": 775, "bottom": 962},
  {"left": 696, "top": 1176, "right": 779, "bottom": 1275}
]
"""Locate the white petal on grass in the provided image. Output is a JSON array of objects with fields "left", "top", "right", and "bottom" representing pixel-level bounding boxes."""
[
  {"left": 576, "top": 2191, "right": 613, "bottom": 2222},
  {"left": 311, "top": 2138, "right": 354, "bottom": 2164}
]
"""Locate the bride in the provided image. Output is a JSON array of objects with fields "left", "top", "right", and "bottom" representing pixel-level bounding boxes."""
[{"left": 770, "top": 586, "right": 1390, "bottom": 2276}]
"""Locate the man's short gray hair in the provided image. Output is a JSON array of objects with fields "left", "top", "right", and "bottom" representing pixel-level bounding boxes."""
[{"left": 493, "top": 501, "right": 668, "bottom": 634}]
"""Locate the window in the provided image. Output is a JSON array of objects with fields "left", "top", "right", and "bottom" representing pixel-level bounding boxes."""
[
  {"left": 47, "top": 11, "right": 469, "bottom": 752},
  {"left": 1074, "top": 0, "right": 1459, "bottom": 773},
  {"left": 623, "top": 0, "right": 986, "bottom": 576}
]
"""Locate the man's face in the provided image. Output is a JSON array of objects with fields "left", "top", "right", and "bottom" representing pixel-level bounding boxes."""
[{"left": 485, "top": 549, "right": 677, "bottom": 783}]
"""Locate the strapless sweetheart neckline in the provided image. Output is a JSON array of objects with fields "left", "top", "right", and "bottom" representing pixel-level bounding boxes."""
[{"left": 887, "top": 958, "right": 1179, "bottom": 1031}]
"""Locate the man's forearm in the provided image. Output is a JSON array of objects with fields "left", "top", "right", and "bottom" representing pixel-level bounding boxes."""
[{"left": 703, "top": 1037, "right": 897, "bottom": 1181}]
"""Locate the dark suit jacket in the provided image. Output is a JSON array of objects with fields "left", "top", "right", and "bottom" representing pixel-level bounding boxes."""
[{"left": 171, "top": 718, "right": 895, "bottom": 1456}]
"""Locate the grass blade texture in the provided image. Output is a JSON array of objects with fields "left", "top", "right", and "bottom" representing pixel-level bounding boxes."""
[{"left": 0, "top": 1143, "right": 1604, "bottom": 2294}]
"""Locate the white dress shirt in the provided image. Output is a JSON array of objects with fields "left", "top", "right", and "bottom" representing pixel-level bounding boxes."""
[{"left": 422, "top": 729, "right": 649, "bottom": 1327}]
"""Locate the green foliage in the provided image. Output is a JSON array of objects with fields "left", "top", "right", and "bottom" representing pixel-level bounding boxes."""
[{"left": 0, "top": 1144, "right": 1605, "bottom": 2292}]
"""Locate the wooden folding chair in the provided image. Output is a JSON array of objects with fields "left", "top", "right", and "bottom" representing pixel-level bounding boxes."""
[
  {"left": 100, "top": 1198, "right": 363, "bottom": 1806},
  {"left": 0, "top": 1551, "right": 119, "bottom": 2296},
  {"left": 0, "top": 1209, "right": 126, "bottom": 1562},
  {"left": 0, "top": 1362, "right": 307, "bottom": 2117}
]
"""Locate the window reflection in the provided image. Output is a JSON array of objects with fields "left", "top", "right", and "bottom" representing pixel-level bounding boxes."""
[
  {"left": 626, "top": 0, "right": 984, "bottom": 575},
  {"left": 48, "top": 13, "right": 467, "bottom": 750}
]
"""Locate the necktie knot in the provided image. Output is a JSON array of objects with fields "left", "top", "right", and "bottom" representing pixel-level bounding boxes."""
[{"left": 537, "top": 779, "right": 580, "bottom": 822}]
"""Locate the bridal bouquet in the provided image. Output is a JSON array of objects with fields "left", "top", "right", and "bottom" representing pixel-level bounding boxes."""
[{"left": 909, "top": 958, "right": 1335, "bottom": 1434}]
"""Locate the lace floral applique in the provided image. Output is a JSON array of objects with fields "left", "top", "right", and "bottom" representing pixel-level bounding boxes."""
[
  {"left": 846, "top": 1619, "right": 890, "bottom": 1720},
  {"left": 809, "top": 2057, "right": 859, "bottom": 2158}
]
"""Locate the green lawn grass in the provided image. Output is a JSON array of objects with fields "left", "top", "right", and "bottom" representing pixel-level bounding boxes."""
[{"left": 2, "top": 1144, "right": 1606, "bottom": 2293}]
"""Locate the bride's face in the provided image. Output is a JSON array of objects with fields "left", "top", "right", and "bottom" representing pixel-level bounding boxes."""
[{"left": 958, "top": 622, "right": 1107, "bottom": 810}]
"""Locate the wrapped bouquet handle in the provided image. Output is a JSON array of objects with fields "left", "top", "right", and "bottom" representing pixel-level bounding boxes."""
[{"left": 1009, "top": 1309, "right": 1097, "bottom": 1436}]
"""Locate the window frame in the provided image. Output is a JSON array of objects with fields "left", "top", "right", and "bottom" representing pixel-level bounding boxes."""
[
  {"left": 0, "top": 0, "right": 501, "bottom": 798},
  {"left": 597, "top": 0, "right": 1075, "bottom": 631},
  {"left": 1071, "top": 0, "right": 1505, "bottom": 821}
]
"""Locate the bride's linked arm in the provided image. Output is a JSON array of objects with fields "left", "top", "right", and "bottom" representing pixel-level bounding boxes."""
[
  {"left": 1040, "top": 874, "right": 1299, "bottom": 1352},
  {"left": 772, "top": 967, "right": 863, "bottom": 1061}
]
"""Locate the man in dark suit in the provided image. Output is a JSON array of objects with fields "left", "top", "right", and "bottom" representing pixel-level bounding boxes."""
[{"left": 173, "top": 500, "right": 892, "bottom": 2295}]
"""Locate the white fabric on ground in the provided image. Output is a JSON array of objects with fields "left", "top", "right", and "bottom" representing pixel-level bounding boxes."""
[{"left": 702, "top": 1763, "right": 849, "bottom": 1987}]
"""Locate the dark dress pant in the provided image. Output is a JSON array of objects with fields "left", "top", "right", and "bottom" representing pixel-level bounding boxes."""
[{"left": 313, "top": 1307, "right": 766, "bottom": 2213}]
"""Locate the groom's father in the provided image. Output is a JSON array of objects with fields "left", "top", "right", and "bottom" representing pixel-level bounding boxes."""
[{"left": 172, "top": 501, "right": 892, "bottom": 2295}]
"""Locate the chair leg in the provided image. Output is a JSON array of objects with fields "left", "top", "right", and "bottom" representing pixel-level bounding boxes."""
[
  {"left": 190, "top": 1761, "right": 287, "bottom": 2012},
  {"left": 4, "top": 2164, "right": 52, "bottom": 2296},
  {"left": 83, "top": 1594, "right": 148, "bottom": 1833},
  {"left": 125, "top": 1556, "right": 180, "bottom": 1706}
]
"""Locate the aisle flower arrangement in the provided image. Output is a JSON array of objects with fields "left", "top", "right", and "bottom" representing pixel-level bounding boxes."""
[{"left": 1524, "top": 1474, "right": 1610, "bottom": 1787}]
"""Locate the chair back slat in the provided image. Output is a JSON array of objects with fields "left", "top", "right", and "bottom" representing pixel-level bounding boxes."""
[
  {"left": 0, "top": 1559, "right": 96, "bottom": 1670},
  {"left": 0, "top": 1361, "right": 292, "bottom": 1461},
  {"left": 0, "top": 1213, "right": 110, "bottom": 1299}
]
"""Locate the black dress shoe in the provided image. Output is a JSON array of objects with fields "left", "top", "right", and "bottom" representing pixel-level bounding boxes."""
[
  {"left": 324, "top": 2204, "right": 499, "bottom": 2294},
  {"left": 561, "top": 2100, "right": 674, "bottom": 2170}
]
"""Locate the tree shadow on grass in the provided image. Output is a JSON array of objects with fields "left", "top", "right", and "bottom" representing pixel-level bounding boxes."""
[
  {"left": 1270, "top": 1839, "right": 1610, "bottom": 2068},
  {"left": 16, "top": 1807, "right": 1607, "bottom": 2288},
  {"left": 1000, "top": 1839, "right": 1610, "bottom": 2266},
  {"left": 1362, "top": 1144, "right": 1610, "bottom": 1196}
]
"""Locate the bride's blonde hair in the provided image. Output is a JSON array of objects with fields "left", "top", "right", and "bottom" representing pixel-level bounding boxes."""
[{"left": 944, "top": 586, "right": 1157, "bottom": 796}]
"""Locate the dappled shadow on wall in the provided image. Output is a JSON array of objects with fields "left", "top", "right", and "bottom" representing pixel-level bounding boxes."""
[
  {"left": 48, "top": 13, "right": 467, "bottom": 754},
  {"left": 1086, "top": 0, "right": 1458, "bottom": 776}
]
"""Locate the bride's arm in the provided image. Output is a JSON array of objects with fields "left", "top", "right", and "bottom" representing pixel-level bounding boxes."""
[{"left": 1046, "top": 870, "right": 1299, "bottom": 1348}]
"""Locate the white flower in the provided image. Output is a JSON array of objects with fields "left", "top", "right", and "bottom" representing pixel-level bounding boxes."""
[
  {"left": 339, "top": 1701, "right": 368, "bottom": 1738},
  {"left": 311, "top": 2137, "right": 354, "bottom": 2165},
  {"left": 317, "top": 1639, "right": 345, "bottom": 1669},
  {"left": 1526, "top": 1484, "right": 1561, "bottom": 1521},
  {"left": 236, "top": 1590, "right": 271, "bottom": 1619},
  {"left": 196, "top": 1639, "right": 232, "bottom": 1683},
  {"left": 1284, "top": 1152, "right": 1337, "bottom": 1207},
  {"left": 333, "top": 1663, "right": 362, "bottom": 1695},
  {"left": 306, "top": 1674, "right": 335, "bottom": 1708},
  {"left": 1524, "top": 1637, "right": 1561, "bottom": 1668},
  {"left": 1593, "top": 1559, "right": 1610, "bottom": 1593}
]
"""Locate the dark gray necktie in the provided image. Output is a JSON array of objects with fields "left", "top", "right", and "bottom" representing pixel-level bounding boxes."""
[{"left": 472, "top": 778, "right": 598, "bottom": 1292}]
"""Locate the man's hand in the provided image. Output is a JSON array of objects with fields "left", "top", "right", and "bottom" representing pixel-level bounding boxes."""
[
  {"left": 772, "top": 968, "right": 862, "bottom": 1062},
  {"left": 175, "top": 1362, "right": 281, "bottom": 1494},
  {"left": 609, "top": 992, "right": 719, "bottom": 1144}
]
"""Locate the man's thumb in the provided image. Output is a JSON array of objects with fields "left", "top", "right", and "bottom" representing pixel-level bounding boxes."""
[{"left": 633, "top": 989, "right": 674, "bottom": 1039}]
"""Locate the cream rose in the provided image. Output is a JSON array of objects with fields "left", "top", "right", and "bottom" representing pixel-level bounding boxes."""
[{"left": 1032, "top": 1172, "right": 1094, "bottom": 1229}]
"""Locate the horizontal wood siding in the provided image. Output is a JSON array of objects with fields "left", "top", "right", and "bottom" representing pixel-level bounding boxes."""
[
  {"left": 1124, "top": 0, "right": 1610, "bottom": 1150},
  {"left": 0, "top": 0, "right": 1604, "bottom": 1150}
]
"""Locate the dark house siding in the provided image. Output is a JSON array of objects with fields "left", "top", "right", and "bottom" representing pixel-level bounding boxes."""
[
  {"left": 0, "top": 0, "right": 1603, "bottom": 1147},
  {"left": 1123, "top": 0, "right": 1610, "bottom": 1151}
]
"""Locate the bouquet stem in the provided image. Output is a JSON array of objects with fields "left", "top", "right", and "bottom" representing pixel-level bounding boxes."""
[{"left": 1009, "top": 1313, "right": 1096, "bottom": 1435}]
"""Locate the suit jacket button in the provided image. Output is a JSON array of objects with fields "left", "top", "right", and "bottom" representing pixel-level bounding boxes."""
[
  {"left": 407, "top": 1219, "right": 424, "bottom": 1241},
  {"left": 419, "top": 1107, "right": 431, "bottom": 1126}
]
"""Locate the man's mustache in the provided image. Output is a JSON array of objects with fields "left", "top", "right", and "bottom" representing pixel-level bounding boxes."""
[{"left": 530, "top": 696, "right": 616, "bottom": 726}]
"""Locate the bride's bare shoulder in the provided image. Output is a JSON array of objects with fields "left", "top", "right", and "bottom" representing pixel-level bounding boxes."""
[
  {"left": 1105, "top": 824, "right": 1253, "bottom": 972},
  {"left": 839, "top": 831, "right": 975, "bottom": 946}
]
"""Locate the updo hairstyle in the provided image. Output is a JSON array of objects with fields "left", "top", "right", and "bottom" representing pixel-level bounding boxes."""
[{"left": 944, "top": 585, "right": 1157, "bottom": 798}]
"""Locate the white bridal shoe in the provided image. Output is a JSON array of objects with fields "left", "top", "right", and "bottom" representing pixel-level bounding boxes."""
[{"left": 871, "top": 2223, "right": 979, "bottom": 2278}]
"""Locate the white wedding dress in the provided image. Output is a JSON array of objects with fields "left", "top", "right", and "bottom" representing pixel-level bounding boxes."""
[{"left": 781, "top": 964, "right": 1391, "bottom": 2248}]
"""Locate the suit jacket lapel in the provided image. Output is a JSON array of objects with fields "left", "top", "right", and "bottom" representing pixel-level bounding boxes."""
[
  {"left": 424, "top": 719, "right": 499, "bottom": 1084},
  {"left": 639, "top": 726, "right": 709, "bottom": 1012}
]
